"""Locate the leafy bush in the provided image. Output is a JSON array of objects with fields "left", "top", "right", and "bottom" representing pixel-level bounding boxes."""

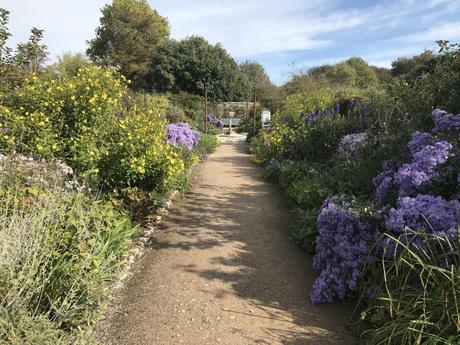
[
  {"left": 195, "top": 133, "right": 219, "bottom": 156},
  {"left": 0, "top": 158, "right": 136, "bottom": 344},
  {"left": 289, "top": 208, "right": 318, "bottom": 254},
  {"left": 99, "top": 109, "right": 185, "bottom": 192},
  {"left": 1, "top": 67, "right": 124, "bottom": 173}
]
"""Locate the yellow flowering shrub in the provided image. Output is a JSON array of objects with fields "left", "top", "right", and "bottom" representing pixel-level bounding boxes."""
[
  {"left": 98, "top": 106, "right": 186, "bottom": 192},
  {"left": 2, "top": 67, "right": 124, "bottom": 172},
  {"left": 1, "top": 66, "right": 188, "bottom": 195}
]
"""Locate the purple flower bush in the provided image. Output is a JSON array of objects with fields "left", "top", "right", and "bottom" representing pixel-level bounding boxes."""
[
  {"left": 166, "top": 123, "right": 200, "bottom": 150},
  {"left": 311, "top": 199, "right": 376, "bottom": 303},
  {"left": 432, "top": 109, "right": 460, "bottom": 132},
  {"left": 386, "top": 195, "right": 459, "bottom": 239},
  {"left": 207, "top": 114, "right": 224, "bottom": 128},
  {"left": 312, "top": 109, "right": 460, "bottom": 304},
  {"left": 301, "top": 97, "right": 367, "bottom": 123},
  {"left": 338, "top": 132, "right": 368, "bottom": 156},
  {"left": 395, "top": 140, "right": 452, "bottom": 197},
  {"left": 374, "top": 126, "right": 452, "bottom": 202}
]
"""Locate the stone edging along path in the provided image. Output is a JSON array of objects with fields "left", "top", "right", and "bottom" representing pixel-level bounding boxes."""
[{"left": 95, "top": 143, "right": 356, "bottom": 345}]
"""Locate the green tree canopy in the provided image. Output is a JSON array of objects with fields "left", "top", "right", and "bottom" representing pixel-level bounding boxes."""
[
  {"left": 239, "top": 61, "right": 279, "bottom": 107},
  {"left": 282, "top": 57, "right": 379, "bottom": 96},
  {"left": 15, "top": 27, "right": 48, "bottom": 73},
  {"left": 148, "top": 36, "right": 245, "bottom": 101},
  {"left": 391, "top": 50, "right": 436, "bottom": 82},
  {"left": 52, "top": 52, "right": 91, "bottom": 77},
  {"left": 87, "top": 0, "right": 169, "bottom": 88}
]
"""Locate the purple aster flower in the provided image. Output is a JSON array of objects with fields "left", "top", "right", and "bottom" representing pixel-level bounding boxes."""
[
  {"left": 166, "top": 123, "right": 201, "bottom": 150},
  {"left": 311, "top": 199, "right": 376, "bottom": 304},
  {"left": 385, "top": 195, "right": 459, "bottom": 239},
  {"left": 407, "top": 131, "right": 434, "bottom": 155},
  {"left": 338, "top": 132, "right": 367, "bottom": 156},
  {"left": 432, "top": 109, "right": 460, "bottom": 132}
]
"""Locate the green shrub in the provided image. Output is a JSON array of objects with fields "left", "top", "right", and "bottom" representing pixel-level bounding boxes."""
[
  {"left": 0, "top": 158, "right": 136, "bottom": 343},
  {"left": 0, "top": 306, "right": 66, "bottom": 345},
  {"left": 1, "top": 67, "right": 124, "bottom": 173},
  {"left": 98, "top": 107, "right": 185, "bottom": 193},
  {"left": 285, "top": 177, "right": 330, "bottom": 209},
  {"left": 195, "top": 133, "right": 219, "bottom": 156},
  {"left": 289, "top": 208, "right": 318, "bottom": 254}
]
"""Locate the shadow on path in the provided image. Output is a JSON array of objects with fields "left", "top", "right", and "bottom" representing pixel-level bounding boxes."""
[{"left": 97, "top": 143, "right": 357, "bottom": 345}]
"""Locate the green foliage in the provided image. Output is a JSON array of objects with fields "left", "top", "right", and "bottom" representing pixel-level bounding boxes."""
[
  {"left": 282, "top": 57, "right": 379, "bottom": 97},
  {"left": 391, "top": 50, "right": 435, "bottom": 81},
  {"left": 361, "top": 232, "right": 460, "bottom": 345},
  {"left": 0, "top": 8, "right": 12, "bottom": 65},
  {"left": 52, "top": 52, "right": 91, "bottom": 77},
  {"left": 289, "top": 208, "right": 318, "bottom": 254},
  {"left": 239, "top": 60, "right": 280, "bottom": 108},
  {"left": 345, "top": 57, "right": 379, "bottom": 88},
  {"left": 0, "top": 306, "right": 66, "bottom": 345},
  {"left": 0, "top": 158, "right": 136, "bottom": 344},
  {"left": 285, "top": 177, "right": 329, "bottom": 209},
  {"left": 326, "top": 63, "right": 358, "bottom": 87},
  {"left": 87, "top": 0, "right": 170, "bottom": 88},
  {"left": 1, "top": 66, "right": 188, "bottom": 197},
  {"left": 148, "top": 36, "right": 245, "bottom": 101},
  {"left": 1, "top": 66, "right": 123, "bottom": 173},
  {"left": 195, "top": 133, "right": 220, "bottom": 156},
  {"left": 14, "top": 27, "right": 48, "bottom": 73}
]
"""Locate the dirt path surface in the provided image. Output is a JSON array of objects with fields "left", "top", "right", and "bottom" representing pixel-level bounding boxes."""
[{"left": 97, "top": 143, "right": 356, "bottom": 345}]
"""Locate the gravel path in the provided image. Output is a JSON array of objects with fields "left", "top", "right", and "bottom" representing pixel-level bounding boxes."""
[{"left": 96, "top": 143, "right": 356, "bottom": 345}]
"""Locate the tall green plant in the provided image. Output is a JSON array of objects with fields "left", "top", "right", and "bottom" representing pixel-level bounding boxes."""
[{"left": 362, "top": 232, "right": 460, "bottom": 345}]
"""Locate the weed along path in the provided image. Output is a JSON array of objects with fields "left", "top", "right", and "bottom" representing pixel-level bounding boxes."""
[{"left": 97, "top": 143, "right": 356, "bottom": 345}]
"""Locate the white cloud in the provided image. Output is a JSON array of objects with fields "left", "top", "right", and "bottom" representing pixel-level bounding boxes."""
[{"left": 396, "top": 21, "right": 460, "bottom": 43}]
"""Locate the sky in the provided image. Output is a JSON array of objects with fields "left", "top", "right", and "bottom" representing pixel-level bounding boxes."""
[{"left": 3, "top": 0, "right": 460, "bottom": 85}]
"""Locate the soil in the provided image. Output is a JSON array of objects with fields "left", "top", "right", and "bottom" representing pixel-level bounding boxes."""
[{"left": 96, "top": 143, "right": 357, "bottom": 345}]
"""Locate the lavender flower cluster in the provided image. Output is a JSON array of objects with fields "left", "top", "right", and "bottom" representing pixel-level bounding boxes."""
[
  {"left": 386, "top": 195, "right": 459, "bottom": 239},
  {"left": 374, "top": 111, "right": 455, "bottom": 202},
  {"left": 207, "top": 115, "right": 224, "bottom": 128},
  {"left": 311, "top": 109, "right": 460, "bottom": 304},
  {"left": 338, "top": 132, "right": 368, "bottom": 156},
  {"left": 166, "top": 123, "right": 200, "bottom": 150},
  {"left": 432, "top": 109, "right": 460, "bottom": 132},
  {"left": 300, "top": 97, "right": 368, "bottom": 123},
  {"left": 311, "top": 199, "right": 376, "bottom": 303},
  {"left": 374, "top": 109, "right": 460, "bottom": 257}
]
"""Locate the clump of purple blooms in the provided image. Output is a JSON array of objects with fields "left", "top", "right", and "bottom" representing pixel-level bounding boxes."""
[
  {"left": 385, "top": 195, "right": 459, "bottom": 239},
  {"left": 207, "top": 114, "right": 224, "bottom": 128},
  {"left": 432, "top": 109, "right": 460, "bottom": 132},
  {"left": 166, "top": 123, "right": 200, "bottom": 150},
  {"left": 374, "top": 111, "right": 454, "bottom": 202},
  {"left": 300, "top": 97, "right": 368, "bottom": 123},
  {"left": 338, "top": 132, "right": 368, "bottom": 156},
  {"left": 311, "top": 108, "right": 460, "bottom": 304},
  {"left": 311, "top": 199, "right": 376, "bottom": 304}
]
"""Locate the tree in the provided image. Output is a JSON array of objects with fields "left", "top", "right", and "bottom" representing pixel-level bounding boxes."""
[
  {"left": 52, "top": 52, "right": 90, "bottom": 77},
  {"left": 87, "top": 0, "right": 169, "bottom": 88},
  {"left": 15, "top": 27, "right": 48, "bottom": 73},
  {"left": 149, "top": 36, "right": 245, "bottom": 101},
  {"left": 326, "top": 63, "right": 358, "bottom": 87},
  {"left": 239, "top": 61, "right": 280, "bottom": 109},
  {"left": 0, "top": 8, "right": 12, "bottom": 65},
  {"left": 391, "top": 50, "right": 436, "bottom": 82},
  {"left": 344, "top": 57, "right": 379, "bottom": 88},
  {"left": 371, "top": 66, "right": 392, "bottom": 84}
]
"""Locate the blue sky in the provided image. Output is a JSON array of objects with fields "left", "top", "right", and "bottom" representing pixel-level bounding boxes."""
[{"left": 3, "top": 0, "right": 460, "bottom": 85}]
